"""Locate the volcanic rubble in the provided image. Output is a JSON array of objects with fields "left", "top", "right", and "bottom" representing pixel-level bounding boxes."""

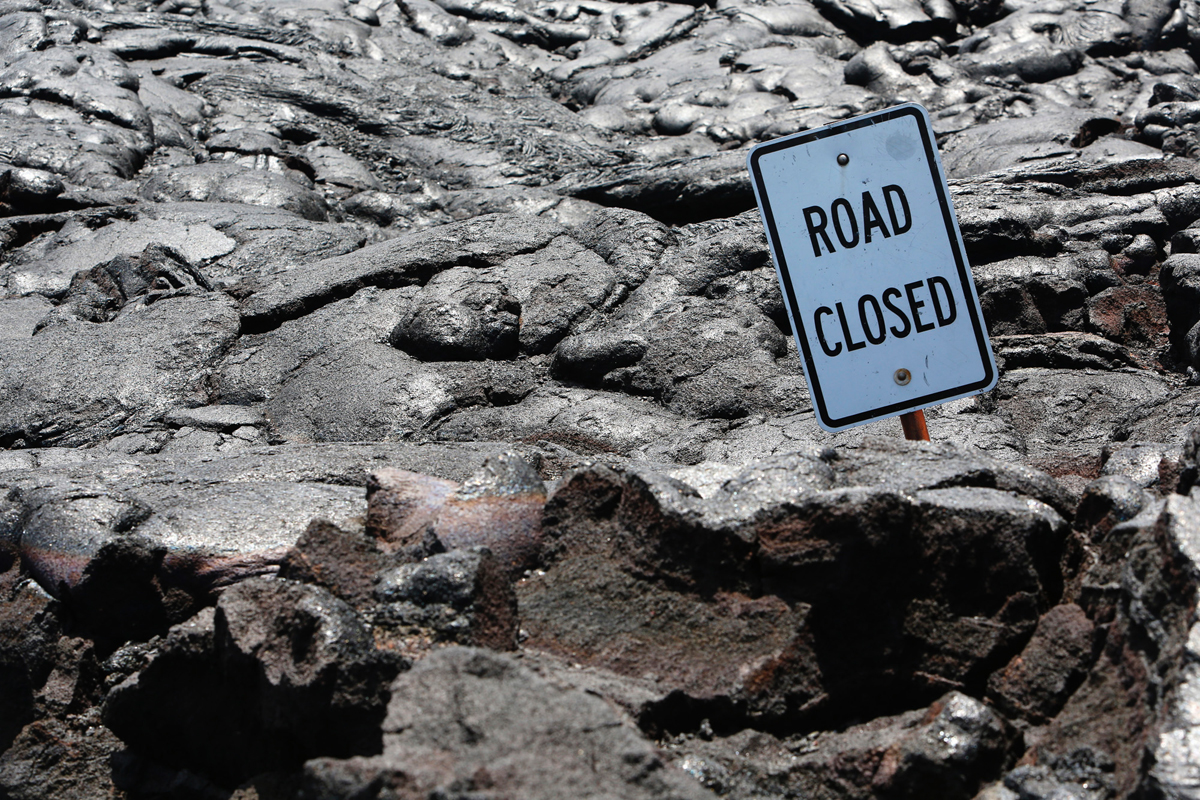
[{"left": 9, "top": 0, "right": 1200, "bottom": 797}]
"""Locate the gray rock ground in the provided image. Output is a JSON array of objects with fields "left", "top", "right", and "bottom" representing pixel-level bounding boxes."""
[{"left": 4, "top": 0, "right": 1200, "bottom": 796}]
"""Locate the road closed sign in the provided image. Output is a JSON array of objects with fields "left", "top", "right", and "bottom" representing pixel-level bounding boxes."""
[{"left": 747, "top": 103, "right": 997, "bottom": 432}]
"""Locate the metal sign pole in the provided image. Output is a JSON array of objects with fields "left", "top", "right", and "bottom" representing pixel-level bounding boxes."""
[{"left": 900, "top": 410, "right": 930, "bottom": 441}]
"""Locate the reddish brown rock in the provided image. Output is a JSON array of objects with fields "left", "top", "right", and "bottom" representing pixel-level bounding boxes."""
[
  {"left": 523, "top": 461, "right": 1066, "bottom": 730},
  {"left": 987, "top": 603, "right": 1098, "bottom": 722},
  {"left": 522, "top": 565, "right": 821, "bottom": 726},
  {"left": 0, "top": 714, "right": 125, "bottom": 800},
  {"left": 0, "top": 550, "right": 60, "bottom": 752},
  {"left": 365, "top": 466, "right": 457, "bottom": 554},
  {"left": 366, "top": 451, "right": 545, "bottom": 577},
  {"left": 435, "top": 451, "right": 546, "bottom": 577},
  {"left": 1086, "top": 284, "right": 1169, "bottom": 353},
  {"left": 523, "top": 464, "right": 819, "bottom": 727},
  {"left": 278, "top": 518, "right": 392, "bottom": 610}
]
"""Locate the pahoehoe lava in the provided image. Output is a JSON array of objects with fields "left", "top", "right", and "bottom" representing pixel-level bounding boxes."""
[{"left": 4, "top": 0, "right": 1200, "bottom": 797}]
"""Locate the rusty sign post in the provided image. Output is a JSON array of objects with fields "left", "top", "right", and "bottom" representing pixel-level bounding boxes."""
[{"left": 900, "top": 409, "right": 930, "bottom": 441}]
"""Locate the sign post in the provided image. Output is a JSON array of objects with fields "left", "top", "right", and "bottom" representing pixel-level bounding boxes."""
[
  {"left": 900, "top": 409, "right": 930, "bottom": 441},
  {"left": 747, "top": 103, "right": 996, "bottom": 435}
]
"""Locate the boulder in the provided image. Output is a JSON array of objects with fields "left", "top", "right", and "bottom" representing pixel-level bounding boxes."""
[
  {"left": 521, "top": 448, "right": 1068, "bottom": 729},
  {"left": 300, "top": 647, "right": 717, "bottom": 800},
  {"left": 103, "top": 579, "right": 402, "bottom": 787}
]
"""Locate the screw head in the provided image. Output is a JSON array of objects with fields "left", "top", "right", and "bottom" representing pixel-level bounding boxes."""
[
  {"left": 837, "top": 153, "right": 849, "bottom": 166},
  {"left": 894, "top": 368, "right": 912, "bottom": 385}
]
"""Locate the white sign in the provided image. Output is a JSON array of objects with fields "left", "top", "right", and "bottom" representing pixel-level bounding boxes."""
[{"left": 747, "top": 103, "right": 997, "bottom": 432}]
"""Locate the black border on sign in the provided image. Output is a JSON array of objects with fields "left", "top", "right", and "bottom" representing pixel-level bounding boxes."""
[{"left": 748, "top": 105, "right": 995, "bottom": 430}]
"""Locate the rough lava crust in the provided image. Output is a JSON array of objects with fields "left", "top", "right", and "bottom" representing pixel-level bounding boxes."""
[{"left": 5, "top": 0, "right": 1200, "bottom": 797}]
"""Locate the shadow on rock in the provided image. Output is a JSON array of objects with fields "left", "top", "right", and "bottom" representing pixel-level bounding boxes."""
[{"left": 102, "top": 578, "right": 404, "bottom": 789}]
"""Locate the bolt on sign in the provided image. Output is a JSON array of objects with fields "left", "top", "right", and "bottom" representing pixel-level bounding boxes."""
[{"left": 747, "top": 103, "right": 997, "bottom": 432}]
